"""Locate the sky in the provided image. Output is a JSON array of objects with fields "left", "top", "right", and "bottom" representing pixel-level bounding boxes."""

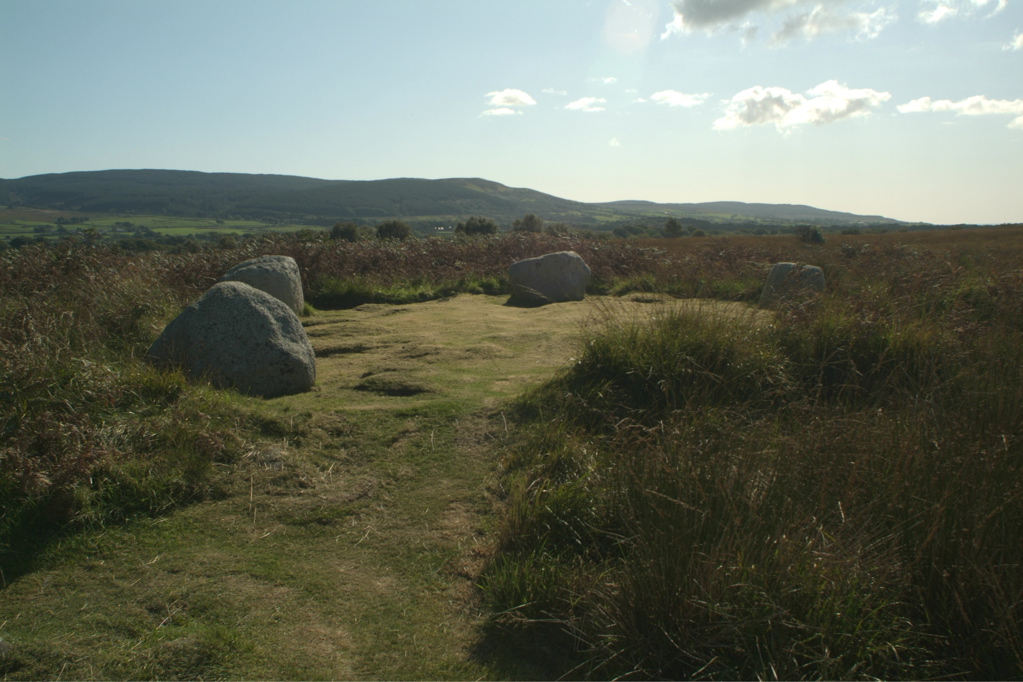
[{"left": 1, "top": 0, "right": 1021, "bottom": 224}]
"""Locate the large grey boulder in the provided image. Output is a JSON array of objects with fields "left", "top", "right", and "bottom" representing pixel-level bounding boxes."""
[
  {"left": 759, "top": 262, "right": 826, "bottom": 307},
  {"left": 508, "top": 251, "right": 591, "bottom": 306},
  {"left": 219, "top": 255, "right": 304, "bottom": 315},
  {"left": 146, "top": 281, "right": 316, "bottom": 398}
]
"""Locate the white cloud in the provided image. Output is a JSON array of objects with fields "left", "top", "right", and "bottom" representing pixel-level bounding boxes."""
[
  {"left": 773, "top": 6, "right": 896, "bottom": 43},
  {"left": 481, "top": 108, "right": 520, "bottom": 117},
  {"left": 664, "top": 0, "right": 809, "bottom": 33},
  {"left": 714, "top": 80, "right": 891, "bottom": 131},
  {"left": 651, "top": 90, "right": 710, "bottom": 107},
  {"left": 895, "top": 97, "right": 933, "bottom": 113},
  {"left": 609, "top": 137, "right": 622, "bottom": 147},
  {"left": 542, "top": 88, "right": 568, "bottom": 96},
  {"left": 1006, "top": 30, "right": 1023, "bottom": 50},
  {"left": 898, "top": 94, "right": 1023, "bottom": 128},
  {"left": 661, "top": 0, "right": 895, "bottom": 43},
  {"left": 972, "top": 0, "right": 1008, "bottom": 14},
  {"left": 485, "top": 88, "right": 537, "bottom": 108},
  {"left": 603, "top": 76, "right": 619, "bottom": 84},
  {"left": 661, "top": 11, "right": 685, "bottom": 38},
  {"left": 918, "top": 3, "right": 958, "bottom": 23},
  {"left": 918, "top": 0, "right": 1006, "bottom": 23},
  {"left": 565, "top": 97, "right": 607, "bottom": 112},
  {"left": 482, "top": 89, "right": 536, "bottom": 117}
]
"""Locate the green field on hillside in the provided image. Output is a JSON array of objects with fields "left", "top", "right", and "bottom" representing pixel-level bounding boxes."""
[{"left": 0, "top": 209, "right": 327, "bottom": 241}]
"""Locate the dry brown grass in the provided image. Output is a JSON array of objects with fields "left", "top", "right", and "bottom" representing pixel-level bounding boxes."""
[{"left": 639, "top": 224, "right": 1023, "bottom": 251}]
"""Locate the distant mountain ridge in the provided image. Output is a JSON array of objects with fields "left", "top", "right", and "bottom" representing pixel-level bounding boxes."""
[
  {"left": 598, "top": 199, "right": 896, "bottom": 226},
  {"left": 0, "top": 169, "right": 904, "bottom": 227}
]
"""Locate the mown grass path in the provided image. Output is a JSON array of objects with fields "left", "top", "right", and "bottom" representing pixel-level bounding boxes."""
[{"left": 1, "top": 294, "right": 752, "bottom": 680}]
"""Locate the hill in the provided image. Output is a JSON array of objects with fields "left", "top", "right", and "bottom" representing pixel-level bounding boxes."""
[
  {"left": 0, "top": 169, "right": 905, "bottom": 227},
  {"left": 598, "top": 199, "right": 897, "bottom": 226}
]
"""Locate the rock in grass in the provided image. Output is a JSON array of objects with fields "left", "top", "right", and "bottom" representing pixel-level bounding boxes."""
[
  {"left": 759, "top": 262, "right": 826, "bottom": 307},
  {"left": 146, "top": 281, "right": 316, "bottom": 398},
  {"left": 508, "top": 251, "right": 591, "bottom": 306},
  {"left": 219, "top": 255, "right": 304, "bottom": 315}
]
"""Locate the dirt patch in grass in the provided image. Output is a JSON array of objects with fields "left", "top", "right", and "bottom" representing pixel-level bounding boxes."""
[
  {"left": 354, "top": 370, "right": 435, "bottom": 396},
  {"left": 315, "top": 342, "right": 378, "bottom": 357}
]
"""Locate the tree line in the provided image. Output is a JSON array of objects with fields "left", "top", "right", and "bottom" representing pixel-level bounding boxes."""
[{"left": 328, "top": 213, "right": 578, "bottom": 242}]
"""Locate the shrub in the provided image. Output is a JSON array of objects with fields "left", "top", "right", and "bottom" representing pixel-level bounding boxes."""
[
  {"left": 375, "top": 219, "right": 412, "bottom": 241},
  {"left": 796, "top": 224, "right": 826, "bottom": 244},
  {"left": 217, "top": 235, "right": 238, "bottom": 249},
  {"left": 664, "top": 217, "right": 684, "bottom": 238},
  {"left": 455, "top": 216, "right": 499, "bottom": 236},
  {"left": 330, "top": 221, "right": 362, "bottom": 242},
  {"left": 512, "top": 213, "right": 544, "bottom": 233}
]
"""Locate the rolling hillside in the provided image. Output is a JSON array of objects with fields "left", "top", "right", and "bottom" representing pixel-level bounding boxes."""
[
  {"left": 0, "top": 169, "right": 905, "bottom": 227},
  {"left": 598, "top": 199, "right": 897, "bottom": 225}
]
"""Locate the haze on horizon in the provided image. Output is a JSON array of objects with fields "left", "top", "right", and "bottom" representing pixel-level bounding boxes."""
[{"left": 1, "top": 0, "right": 1020, "bottom": 225}]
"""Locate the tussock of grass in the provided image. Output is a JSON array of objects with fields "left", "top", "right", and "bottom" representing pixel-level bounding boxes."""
[
  {"left": 484, "top": 259, "right": 1023, "bottom": 678},
  {"left": 0, "top": 243, "right": 252, "bottom": 576},
  {"left": 531, "top": 302, "right": 789, "bottom": 424}
]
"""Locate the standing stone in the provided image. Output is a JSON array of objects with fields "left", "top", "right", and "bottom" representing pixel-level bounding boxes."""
[
  {"left": 219, "top": 255, "right": 304, "bottom": 315},
  {"left": 760, "top": 262, "right": 826, "bottom": 307},
  {"left": 508, "top": 251, "right": 591, "bottom": 306},
  {"left": 146, "top": 281, "right": 316, "bottom": 398}
]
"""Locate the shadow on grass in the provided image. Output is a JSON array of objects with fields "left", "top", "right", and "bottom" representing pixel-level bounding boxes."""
[
  {"left": 469, "top": 619, "right": 590, "bottom": 681},
  {"left": 0, "top": 507, "right": 76, "bottom": 589},
  {"left": 502, "top": 297, "right": 549, "bottom": 308},
  {"left": 309, "top": 276, "right": 507, "bottom": 310}
]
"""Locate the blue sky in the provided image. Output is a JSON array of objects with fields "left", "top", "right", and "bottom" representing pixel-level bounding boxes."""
[{"left": 1, "top": 0, "right": 1020, "bottom": 224}]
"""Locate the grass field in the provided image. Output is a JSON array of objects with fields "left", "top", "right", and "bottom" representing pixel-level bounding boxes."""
[
  {"left": 2, "top": 227, "right": 1022, "bottom": 679},
  {"left": 0, "top": 208, "right": 325, "bottom": 241},
  {"left": 0, "top": 289, "right": 682, "bottom": 679}
]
